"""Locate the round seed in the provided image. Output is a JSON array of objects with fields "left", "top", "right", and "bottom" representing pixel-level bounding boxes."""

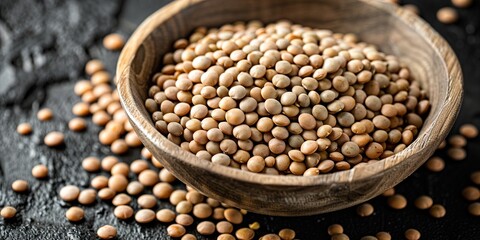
[
  {"left": 327, "top": 224, "right": 344, "bottom": 236},
  {"left": 138, "top": 169, "right": 159, "bottom": 187},
  {"left": 69, "top": 118, "right": 87, "bottom": 132},
  {"left": 471, "top": 171, "right": 480, "bottom": 185},
  {"left": 414, "top": 195, "right": 433, "bottom": 210},
  {"left": 138, "top": 194, "right": 157, "bottom": 209},
  {"left": 65, "top": 206, "right": 84, "bottom": 222},
  {"left": 37, "top": 108, "right": 53, "bottom": 121},
  {"left": 82, "top": 157, "right": 101, "bottom": 172},
  {"left": 460, "top": 123, "right": 478, "bottom": 138},
  {"left": 236, "top": 228, "right": 255, "bottom": 240},
  {"left": 44, "top": 131, "right": 64, "bottom": 147},
  {"left": 224, "top": 208, "right": 243, "bottom": 224},
  {"left": 97, "top": 225, "right": 117, "bottom": 239},
  {"left": 108, "top": 175, "right": 128, "bottom": 192},
  {"left": 135, "top": 209, "right": 156, "bottom": 223},
  {"left": 425, "top": 156, "right": 445, "bottom": 172},
  {"left": 157, "top": 209, "right": 176, "bottom": 223},
  {"left": 468, "top": 202, "right": 480, "bottom": 216},
  {"left": 429, "top": 204, "right": 446, "bottom": 218},
  {"left": 387, "top": 194, "right": 407, "bottom": 209},
  {"left": 168, "top": 224, "right": 186, "bottom": 238},
  {"left": 110, "top": 206, "right": 131, "bottom": 221},
  {"left": 279, "top": 228, "right": 296, "bottom": 240},
  {"left": 12, "top": 180, "right": 28, "bottom": 193},
  {"left": 32, "top": 164, "right": 48, "bottom": 179},
  {"left": 462, "top": 186, "right": 480, "bottom": 201},
  {"left": 217, "top": 221, "right": 234, "bottom": 234},
  {"left": 197, "top": 221, "right": 216, "bottom": 235},
  {"left": 1, "top": 206, "right": 16, "bottom": 219},
  {"left": 78, "top": 189, "right": 97, "bottom": 205},
  {"left": 356, "top": 203, "right": 374, "bottom": 217},
  {"left": 103, "top": 33, "right": 125, "bottom": 50},
  {"left": 404, "top": 229, "right": 421, "bottom": 240},
  {"left": 17, "top": 123, "right": 32, "bottom": 135},
  {"left": 59, "top": 185, "right": 80, "bottom": 201},
  {"left": 437, "top": 7, "right": 458, "bottom": 24}
]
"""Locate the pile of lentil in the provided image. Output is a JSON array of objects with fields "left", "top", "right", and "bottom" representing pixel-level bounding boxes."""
[{"left": 146, "top": 20, "right": 429, "bottom": 175}]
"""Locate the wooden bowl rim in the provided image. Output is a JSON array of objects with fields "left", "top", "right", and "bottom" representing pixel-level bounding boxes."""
[{"left": 117, "top": 0, "right": 463, "bottom": 187}]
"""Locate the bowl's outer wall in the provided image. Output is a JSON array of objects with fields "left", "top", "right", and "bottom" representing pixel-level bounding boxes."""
[{"left": 117, "top": 0, "right": 463, "bottom": 216}]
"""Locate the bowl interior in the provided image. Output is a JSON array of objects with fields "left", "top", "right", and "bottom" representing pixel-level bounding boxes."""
[{"left": 117, "top": 0, "right": 462, "bottom": 215}]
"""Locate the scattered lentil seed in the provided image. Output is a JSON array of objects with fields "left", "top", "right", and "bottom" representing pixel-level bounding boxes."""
[
  {"left": 448, "top": 147, "right": 466, "bottom": 161},
  {"left": 31, "top": 164, "right": 48, "bottom": 179},
  {"left": 17, "top": 123, "right": 32, "bottom": 135},
  {"left": 376, "top": 232, "right": 392, "bottom": 240},
  {"left": 168, "top": 224, "right": 187, "bottom": 238},
  {"left": 11, "top": 180, "right": 28, "bottom": 193},
  {"left": 462, "top": 186, "right": 480, "bottom": 201},
  {"left": 114, "top": 205, "right": 134, "bottom": 220},
  {"left": 103, "top": 33, "right": 125, "bottom": 50},
  {"left": 387, "top": 194, "right": 407, "bottom": 209},
  {"left": 236, "top": 228, "right": 255, "bottom": 240},
  {"left": 197, "top": 221, "right": 216, "bottom": 235},
  {"left": 98, "top": 188, "right": 116, "bottom": 200},
  {"left": 224, "top": 208, "right": 243, "bottom": 224},
  {"left": 452, "top": 0, "right": 472, "bottom": 8},
  {"left": 44, "top": 131, "right": 64, "bottom": 147},
  {"left": 404, "top": 229, "right": 421, "bottom": 240},
  {"left": 328, "top": 224, "right": 344, "bottom": 236},
  {"left": 78, "top": 189, "right": 97, "bottom": 205},
  {"left": 437, "top": 7, "right": 458, "bottom": 24},
  {"left": 331, "top": 233, "right": 351, "bottom": 240},
  {"left": 82, "top": 156, "right": 101, "bottom": 172},
  {"left": 279, "top": 228, "right": 296, "bottom": 240},
  {"left": 108, "top": 175, "right": 128, "bottom": 192},
  {"left": 37, "top": 108, "right": 53, "bottom": 121},
  {"left": 429, "top": 204, "right": 446, "bottom": 218},
  {"left": 471, "top": 171, "right": 480, "bottom": 185},
  {"left": 468, "top": 202, "right": 480, "bottom": 216},
  {"left": 85, "top": 59, "right": 105, "bottom": 75},
  {"left": 176, "top": 213, "right": 194, "bottom": 226},
  {"left": 65, "top": 206, "right": 84, "bottom": 222},
  {"left": 157, "top": 209, "right": 176, "bottom": 223},
  {"left": 414, "top": 195, "right": 433, "bottom": 210},
  {"left": 69, "top": 118, "right": 87, "bottom": 132},
  {"left": 97, "top": 225, "right": 117, "bottom": 239},
  {"left": 112, "top": 193, "right": 132, "bottom": 206},
  {"left": 459, "top": 123, "right": 478, "bottom": 138},
  {"left": 356, "top": 203, "right": 374, "bottom": 217},
  {"left": 1, "top": 206, "right": 16, "bottom": 219},
  {"left": 91, "top": 175, "right": 109, "bottom": 189},
  {"left": 135, "top": 209, "right": 156, "bottom": 223},
  {"left": 425, "top": 156, "right": 445, "bottom": 172}
]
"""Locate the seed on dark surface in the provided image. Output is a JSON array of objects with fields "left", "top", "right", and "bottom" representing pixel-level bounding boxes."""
[
  {"left": 97, "top": 225, "right": 117, "bottom": 239},
  {"left": 31, "top": 164, "right": 49, "bottom": 179},
  {"left": 387, "top": 194, "right": 407, "bottom": 209},
  {"left": 1, "top": 206, "right": 17, "bottom": 219},
  {"left": 65, "top": 206, "right": 84, "bottom": 222},
  {"left": 404, "top": 228, "right": 421, "bottom": 240},
  {"left": 414, "top": 195, "right": 433, "bottom": 210},
  {"left": 44, "top": 131, "right": 65, "bottom": 147},
  {"left": 429, "top": 204, "right": 446, "bottom": 218},
  {"left": 11, "top": 180, "right": 28, "bottom": 193},
  {"left": 17, "top": 123, "right": 32, "bottom": 135}
]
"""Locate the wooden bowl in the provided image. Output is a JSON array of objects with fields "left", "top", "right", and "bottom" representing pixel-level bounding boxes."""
[{"left": 117, "top": 0, "right": 463, "bottom": 216}]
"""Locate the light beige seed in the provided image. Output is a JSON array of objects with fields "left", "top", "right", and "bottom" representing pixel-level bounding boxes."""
[
  {"left": 103, "top": 33, "right": 125, "bottom": 50},
  {"left": 157, "top": 209, "right": 176, "bottom": 223},
  {"left": 37, "top": 108, "right": 53, "bottom": 121},
  {"left": 437, "top": 7, "right": 458, "bottom": 24},
  {"left": 138, "top": 169, "right": 159, "bottom": 187},
  {"left": 224, "top": 208, "right": 243, "bottom": 224},
  {"left": 114, "top": 205, "right": 134, "bottom": 220},
  {"left": 471, "top": 171, "right": 480, "bottom": 185},
  {"left": 1, "top": 206, "right": 16, "bottom": 219},
  {"left": 44, "top": 131, "right": 64, "bottom": 147},
  {"left": 32, "top": 164, "right": 48, "bottom": 179},
  {"left": 98, "top": 188, "right": 116, "bottom": 200},
  {"left": 17, "top": 123, "right": 32, "bottom": 135},
  {"left": 66, "top": 206, "right": 84, "bottom": 222},
  {"left": 97, "top": 225, "right": 117, "bottom": 239},
  {"left": 197, "top": 221, "right": 216, "bottom": 235},
  {"left": 460, "top": 123, "right": 478, "bottom": 138},
  {"left": 138, "top": 194, "right": 157, "bottom": 209},
  {"left": 168, "top": 224, "right": 187, "bottom": 238},
  {"left": 59, "top": 185, "right": 80, "bottom": 201},
  {"left": 12, "top": 180, "right": 29, "bottom": 193},
  {"left": 135, "top": 209, "right": 156, "bottom": 223},
  {"left": 68, "top": 118, "right": 87, "bottom": 132},
  {"left": 78, "top": 189, "right": 97, "bottom": 205},
  {"left": 108, "top": 175, "right": 128, "bottom": 192},
  {"left": 176, "top": 213, "right": 194, "bottom": 226},
  {"left": 82, "top": 156, "right": 101, "bottom": 172}
]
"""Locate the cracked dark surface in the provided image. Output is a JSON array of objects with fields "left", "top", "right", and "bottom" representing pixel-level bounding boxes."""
[{"left": 0, "top": 0, "right": 480, "bottom": 239}]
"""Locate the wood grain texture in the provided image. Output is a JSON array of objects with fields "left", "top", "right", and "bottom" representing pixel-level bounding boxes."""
[{"left": 117, "top": 0, "right": 463, "bottom": 216}]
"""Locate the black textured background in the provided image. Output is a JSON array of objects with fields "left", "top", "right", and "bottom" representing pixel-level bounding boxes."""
[{"left": 1, "top": 0, "right": 480, "bottom": 239}]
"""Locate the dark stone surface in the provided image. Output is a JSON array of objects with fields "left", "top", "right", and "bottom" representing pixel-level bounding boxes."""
[{"left": 0, "top": 0, "right": 479, "bottom": 239}]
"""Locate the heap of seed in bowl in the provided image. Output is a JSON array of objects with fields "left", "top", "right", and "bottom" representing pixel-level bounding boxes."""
[{"left": 146, "top": 20, "right": 429, "bottom": 175}]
